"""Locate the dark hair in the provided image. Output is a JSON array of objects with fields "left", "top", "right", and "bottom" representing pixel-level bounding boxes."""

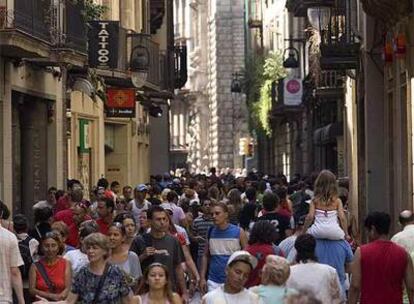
[
  {"left": 114, "top": 212, "right": 136, "bottom": 225},
  {"left": 364, "top": 212, "right": 391, "bottom": 235},
  {"left": 245, "top": 187, "right": 257, "bottom": 201},
  {"left": 47, "top": 187, "right": 57, "bottom": 194},
  {"left": 34, "top": 207, "right": 53, "bottom": 223},
  {"left": 109, "top": 222, "right": 126, "bottom": 235},
  {"left": 79, "top": 220, "right": 99, "bottom": 239},
  {"left": 275, "top": 186, "right": 288, "bottom": 200},
  {"left": 138, "top": 263, "right": 174, "bottom": 302},
  {"left": 262, "top": 192, "right": 280, "bottom": 212},
  {"left": 248, "top": 221, "right": 277, "bottom": 245},
  {"left": 13, "top": 214, "right": 28, "bottom": 233},
  {"left": 67, "top": 179, "right": 81, "bottom": 189},
  {"left": 42, "top": 231, "right": 65, "bottom": 255},
  {"left": 166, "top": 190, "right": 178, "bottom": 202},
  {"left": 295, "top": 234, "right": 317, "bottom": 263},
  {"left": 97, "top": 178, "right": 109, "bottom": 189},
  {"left": 110, "top": 181, "right": 120, "bottom": 188},
  {"left": 99, "top": 197, "right": 115, "bottom": 213},
  {"left": 0, "top": 200, "right": 10, "bottom": 220},
  {"left": 147, "top": 205, "right": 168, "bottom": 220}
]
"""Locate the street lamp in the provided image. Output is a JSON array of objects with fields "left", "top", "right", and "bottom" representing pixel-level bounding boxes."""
[
  {"left": 231, "top": 72, "right": 243, "bottom": 93},
  {"left": 129, "top": 34, "right": 151, "bottom": 88},
  {"left": 283, "top": 44, "right": 300, "bottom": 69}
]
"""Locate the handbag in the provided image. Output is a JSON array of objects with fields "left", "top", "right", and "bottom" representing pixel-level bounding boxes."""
[
  {"left": 92, "top": 263, "right": 110, "bottom": 304},
  {"left": 35, "top": 262, "right": 56, "bottom": 293}
]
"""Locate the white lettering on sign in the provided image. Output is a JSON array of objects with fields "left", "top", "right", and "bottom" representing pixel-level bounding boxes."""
[{"left": 97, "top": 22, "right": 110, "bottom": 66}]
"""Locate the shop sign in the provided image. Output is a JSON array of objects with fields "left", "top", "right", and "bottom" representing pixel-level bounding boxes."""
[
  {"left": 284, "top": 77, "right": 303, "bottom": 106},
  {"left": 79, "top": 119, "right": 91, "bottom": 153},
  {"left": 106, "top": 88, "right": 136, "bottom": 118},
  {"left": 88, "top": 21, "right": 119, "bottom": 69}
]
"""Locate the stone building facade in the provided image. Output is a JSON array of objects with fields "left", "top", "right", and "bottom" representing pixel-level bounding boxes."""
[{"left": 172, "top": 0, "right": 248, "bottom": 172}]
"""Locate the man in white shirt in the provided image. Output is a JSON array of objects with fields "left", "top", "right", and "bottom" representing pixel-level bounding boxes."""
[
  {"left": 128, "top": 184, "right": 151, "bottom": 224},
  {"left": 392, "top": 210, "right": 414, "bottom": 261},
  {"left": 202, "top": 251, "right": 259, "bottom": 304},
  {"left": 32, "top": 187, "right": 57, "bottom": 211},
  {"left": 0, "top": 202, "right": 25, "bottom": 304}
]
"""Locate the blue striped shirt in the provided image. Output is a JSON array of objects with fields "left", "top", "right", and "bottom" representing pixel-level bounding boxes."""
[{"left": 208, "top": 224, "right": 241, "bottom": 283}]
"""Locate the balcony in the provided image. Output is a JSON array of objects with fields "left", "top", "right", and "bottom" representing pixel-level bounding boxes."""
[
  {"left": 315, "top": 71, "right": 345, "bottom": 98},
  {"left": 0, "top": 0, "right": 87, "bottom": 60},
  {"left": 0, "top": 0, "right": 51, "bottom": 57},
  {"left": 286, "top": 0, "right": 340, "bottom": 17}
]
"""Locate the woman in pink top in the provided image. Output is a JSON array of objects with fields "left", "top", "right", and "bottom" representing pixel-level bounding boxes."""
[{"left": 138, "top": 263, "right": 182, "bottom": 304}]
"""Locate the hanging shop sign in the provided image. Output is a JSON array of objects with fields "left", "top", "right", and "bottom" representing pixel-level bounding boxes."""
[
  {"left": 283, "top": 77, "right": 303, "bottom": 106},
  {"left": 106, "top": 88, "right": 136, "bottom": 118},
  {"left": 88, "top": 21, "right": 119, "bottom": 69}
]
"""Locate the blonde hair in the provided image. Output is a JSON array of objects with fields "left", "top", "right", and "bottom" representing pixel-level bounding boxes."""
[
  {"left": 313, "top": 170, "right": 338, "bottom": 206},
  {"left": 83, "top": 233, "right": 111, "bottom": 259},
  {"left": 52, "top": 221, "right": 69, "bottom": 238},
  {"left": 261, "top": 255, "right": 290, "bottom": 286}
]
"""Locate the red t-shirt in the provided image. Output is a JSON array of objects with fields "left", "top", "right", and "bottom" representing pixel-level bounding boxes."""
[
  {"left": 54, "top": 209, "right": 74, "bottom": 227},
  {"left": 96, "top": 218, "right": 111, "bottom": 235},
  {"left": 360, "top": 240, "right": 407, "bottom": 304},
  {"left": 55, "top": 195, "right": 71, "bottom": 213},
  {"left": 66, "top": 223, "right": 80, "bottom": 248},
  {"left": 35, "top": 258, "right": 67, "bottom": 293},
  {"left": 245, "top": 243, "right": 284, "bottom": 287}
]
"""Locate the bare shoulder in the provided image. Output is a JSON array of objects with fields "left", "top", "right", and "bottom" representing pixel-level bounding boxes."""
[{"left": 172, "top": 293, "right": 183, "bottom": 304}]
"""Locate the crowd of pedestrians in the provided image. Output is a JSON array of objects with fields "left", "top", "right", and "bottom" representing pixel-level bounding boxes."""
[{"left": 0, "top": 168, "right": 413, "bottom": 303}]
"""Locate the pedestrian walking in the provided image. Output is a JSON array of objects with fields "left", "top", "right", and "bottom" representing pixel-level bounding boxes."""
[
  {"left": 130, "top": 205, "right": 189, "bottom": 302},
  {"left": 245, "top": 221, "right": 284, "bottom": 287},
  {"left": 138, "top": 262, "right": 183, "bottom": 304},
  {"left": 108, "top": 222, "right": 142, "bottom": 288},
  {"left": 286, "top": 234, "right": 343, "bottom": 304},
  {"left": 29, "top": 231, "right": 71, "bottom": 301},
  {"left": 349, "top": 212, "right": 414, "bottom": 304},
  {"left": 0, "top": 201, "right": 25, "bottom": 304},
  {"left": 200, "top": 202, "right": 248, "bottom": 293},
  {"left": 201, "top": 251, "right": 259, "bottom": 304},
  {"left": 249, "top": 255, "right": 297, "bottom": 304},
  {"left": 392, "top": 210, "right": 414, "bottom": 260}
]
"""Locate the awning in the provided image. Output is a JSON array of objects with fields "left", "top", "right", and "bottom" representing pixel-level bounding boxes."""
[{"left": 313, "top": 122, "right": 343, "bottom": 145}]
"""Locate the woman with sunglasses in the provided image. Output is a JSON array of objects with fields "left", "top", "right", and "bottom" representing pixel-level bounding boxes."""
[
  {"left": 109, "top": 222, "right": 142, "bottom": 288},
  {"left": 29, "top": 231, "right": 71, "bottom": 301},
  {"left": 138, "top": 263, "right": 182, "bottom": 304}
]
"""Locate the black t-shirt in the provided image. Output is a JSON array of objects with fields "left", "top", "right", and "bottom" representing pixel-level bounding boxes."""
[
  {"left": 258, "top": 212, "right": 291, "bottom": 243},
  {"left": 130, "top": 233, "right": 184, "bottom": 289},
  {"left": 239, "top": 202, "right": 258, "bottom": 230}
]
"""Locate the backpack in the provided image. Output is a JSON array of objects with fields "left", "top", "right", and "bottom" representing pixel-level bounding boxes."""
[{"left": 18, "top": 236, "right": 33, "bottom": 279}]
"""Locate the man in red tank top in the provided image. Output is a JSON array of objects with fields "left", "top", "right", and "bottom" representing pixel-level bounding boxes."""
[{"left": 349, "top": 212, "right": 414, "bottom": 304}]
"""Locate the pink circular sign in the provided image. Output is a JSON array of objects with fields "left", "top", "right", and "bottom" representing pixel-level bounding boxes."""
[{"left": 286, "top": 79, "right": 301, "bottom": 94}]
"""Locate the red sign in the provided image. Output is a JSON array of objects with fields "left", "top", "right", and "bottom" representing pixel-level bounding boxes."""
[
  {"left": 286, "top": 79, "right": 301, "bottom": 94},
  {"left": 106, "top": 88, "right": 136, "bottom": 117}
]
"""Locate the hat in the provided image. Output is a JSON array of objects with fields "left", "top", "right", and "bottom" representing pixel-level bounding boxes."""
[
  {"left": 227, "top": 251, "right": 257, "bottom": 269},
  {"left": 160, "top": 203, "right": 173, "bottom": 214},
  {"left": 135, "top": 184, "right": 148, "bottom": 192}
]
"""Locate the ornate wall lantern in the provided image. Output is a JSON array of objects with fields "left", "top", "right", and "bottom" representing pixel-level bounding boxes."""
[
  {"left": 129, "top": 34, "right": 151, "bottom": 88},
  {"left": 231, "top": 72, "right": 243, "bottom": 93}
]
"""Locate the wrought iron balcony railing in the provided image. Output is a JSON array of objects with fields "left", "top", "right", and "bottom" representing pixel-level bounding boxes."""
[
  {"left": 0, "top": 0, "right": 50, "bottom": 42},
  {"left": 315, "top": 70, "right": 345, "bottom": 98}
]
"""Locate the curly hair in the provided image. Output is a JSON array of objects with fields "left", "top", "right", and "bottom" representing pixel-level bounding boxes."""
[
  {"left": 248, "top": 221, "right": 277, "bottom": 245},
  {"left": 295, "top": 234, "right": 318, "bottom": 263},
  {"left": 261, "top": 255, "right": 290, "bottom": 286}
]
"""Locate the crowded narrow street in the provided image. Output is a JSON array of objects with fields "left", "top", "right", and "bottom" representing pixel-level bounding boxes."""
[{"left": 1, "top": 0, "right": 414, "bottom": 303}]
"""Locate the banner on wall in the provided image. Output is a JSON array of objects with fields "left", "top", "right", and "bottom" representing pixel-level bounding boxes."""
[
  {"left": 283, "top": 77, "right": 303, "bottom": 106},
  {"left": 106, "top": 88, "right": 136, "bottom": 118}
]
